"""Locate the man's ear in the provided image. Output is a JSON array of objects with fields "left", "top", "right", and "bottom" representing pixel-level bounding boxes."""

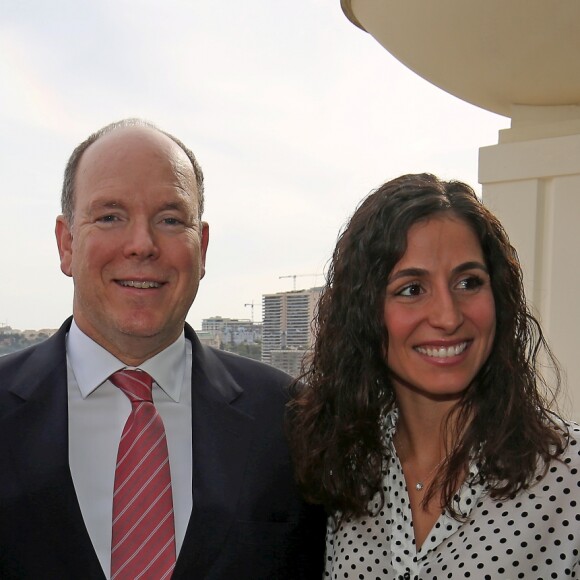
[
  {"left": 55, "top": 215, "right": 73, "bottom": 277},
  {"left": 200, "top": 222, "right": 209, "bottom": 280}
]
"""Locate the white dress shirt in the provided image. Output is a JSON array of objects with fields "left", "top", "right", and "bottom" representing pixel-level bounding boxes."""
[{"left": 66, "top": 320, "right": 193, "bottom": 578}]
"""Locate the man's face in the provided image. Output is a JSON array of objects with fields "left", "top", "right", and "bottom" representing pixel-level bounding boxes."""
[{"left": 56, "top": 127, "right": 209, "bottom": 364}]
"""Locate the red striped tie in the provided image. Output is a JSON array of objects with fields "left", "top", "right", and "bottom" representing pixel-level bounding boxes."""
[{"left": 110, "top": 370, "right": 176, "bottom": 580}]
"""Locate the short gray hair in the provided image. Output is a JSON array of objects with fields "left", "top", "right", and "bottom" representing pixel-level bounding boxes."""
[{"left": 61, "top": 118, "right": 204, "bottom": 224}]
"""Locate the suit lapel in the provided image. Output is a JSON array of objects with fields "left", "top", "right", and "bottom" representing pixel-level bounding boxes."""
[
  {"left": 1, "top": 320, "right": 105, "bottom": 577},
  {"left": 174, "top": 327, "right": 255, "bottom": 577}
]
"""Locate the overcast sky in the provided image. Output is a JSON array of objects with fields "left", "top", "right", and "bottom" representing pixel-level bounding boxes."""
[{"left": 0, "top": 0, "right": 508, "bottom": 331}]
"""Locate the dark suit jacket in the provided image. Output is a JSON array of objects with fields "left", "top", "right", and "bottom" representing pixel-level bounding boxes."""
[{"left": 0, "top": 318, "right": 325, "bottom": 579}]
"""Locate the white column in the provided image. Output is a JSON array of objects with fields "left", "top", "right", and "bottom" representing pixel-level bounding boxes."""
[{"left": 480, "top": 105, "right": 580, "bottom": 420}]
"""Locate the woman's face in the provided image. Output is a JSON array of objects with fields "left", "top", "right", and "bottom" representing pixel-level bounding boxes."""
[{"left": 383, "top": 214, "right": 496, "bottom": 401}]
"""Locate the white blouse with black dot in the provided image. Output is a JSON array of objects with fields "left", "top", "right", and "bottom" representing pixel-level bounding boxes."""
[{"left": 325, "top": 415, "right": 580, "bottom": 580}]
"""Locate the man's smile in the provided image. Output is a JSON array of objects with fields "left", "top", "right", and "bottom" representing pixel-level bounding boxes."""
[{"left": 116, "top": 280, "right": 163, "bottom": 289}]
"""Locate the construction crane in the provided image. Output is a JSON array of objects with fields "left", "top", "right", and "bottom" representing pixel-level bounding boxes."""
[
  {"left": 279, "top": 274, "right": 320, "bottom": 291},
  {"left": 244, "top": 301, "right": 256, "bottom": 322}
]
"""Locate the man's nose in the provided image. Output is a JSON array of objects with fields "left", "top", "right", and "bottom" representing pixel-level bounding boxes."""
[
  {"left": 122, "top": 220, "right": 159, "bottom": 259},
  {"left": 428, "top": 289, "right": 464, "bottom": 333}
]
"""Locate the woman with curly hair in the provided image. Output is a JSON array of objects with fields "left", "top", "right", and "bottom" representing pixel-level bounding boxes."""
[{"left": 287, "top": 173, "right": 579, "bottom": 579}]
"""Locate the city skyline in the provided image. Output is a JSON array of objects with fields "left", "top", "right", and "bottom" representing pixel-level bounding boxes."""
[
  {"left": 0, "top": 2, "right": 508, "bottom": 332},
  {"left": 0, "top": 285, "right": 321, "bottom": 332}
]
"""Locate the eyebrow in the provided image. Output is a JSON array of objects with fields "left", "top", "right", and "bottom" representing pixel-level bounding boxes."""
[
  {"left": 388, "top": 261, "right": 489, "bottom": 284},
  {"left": 88, "top": 200, "right": 122, "bottom": 212},
  {"left": 159, "top": 200, "right": 198, "bottom": 221},
  {"left": 158, "top": 201, "right": 189, "bottom": 212},
  {"left": 87, "top": 199, "right": 190, "bottom": 214}
]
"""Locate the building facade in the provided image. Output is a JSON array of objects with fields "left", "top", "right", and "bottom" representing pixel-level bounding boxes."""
[
  {"left": 261, "top": 287, "right": 322, "bottom": 375},
  {"left": 201, "top": 317, "right": 262, "bottom": 347}
]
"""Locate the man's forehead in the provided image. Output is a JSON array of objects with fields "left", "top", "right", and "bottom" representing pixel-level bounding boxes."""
[
  {"left": 83, "top": 126, "right": 184, "bottom": 162},
  {"left": 77, "top": 126, "right": 195, "bottom": 183}
]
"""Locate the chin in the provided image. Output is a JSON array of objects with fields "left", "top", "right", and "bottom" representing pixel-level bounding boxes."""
[
  {"left": 114, "top": 317, "right": 165, "bottom": 339},
  {"left": 395, "top": 374, "right": 472, "bottom": 400}
]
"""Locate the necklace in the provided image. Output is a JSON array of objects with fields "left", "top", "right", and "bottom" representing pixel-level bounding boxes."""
[
  {"left": 414, "top": 455, "right": 447, "bottom": 491},
  {"left": 393, "top": 429, "right": 455, "bottom": 493}
]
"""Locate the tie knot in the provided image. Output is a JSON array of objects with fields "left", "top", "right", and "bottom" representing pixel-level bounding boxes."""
[{"left": 110, "top": 370, "right": 154, "bottom": 403}]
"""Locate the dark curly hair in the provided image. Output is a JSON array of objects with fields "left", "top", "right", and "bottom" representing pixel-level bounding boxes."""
[{"left": 287, "top": 173, "right": 566, "bottom": 523}]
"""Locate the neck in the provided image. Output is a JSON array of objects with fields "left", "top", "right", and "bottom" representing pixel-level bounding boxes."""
[
  {"left": 74, "top": 318, "right": 179, "bottom": 367},
  {"left": 393, "top": 397, "right": 459, "bottom": 469}
]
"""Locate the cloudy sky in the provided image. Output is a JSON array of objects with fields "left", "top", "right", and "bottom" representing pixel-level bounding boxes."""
[{"left": 0, "top": 0, "right": 508, "bottom": 331}]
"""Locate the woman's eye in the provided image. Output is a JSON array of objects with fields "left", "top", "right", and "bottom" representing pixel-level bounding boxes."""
[
  {"left": 457, "top": 276, "right": 485, "bottom": 290},
  {"left": 397, "top": 283, "right": 423, "bottom": 297}
]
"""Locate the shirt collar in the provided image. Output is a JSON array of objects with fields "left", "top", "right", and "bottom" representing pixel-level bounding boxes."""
[{"left": 67, "top": 319, "right": 186, "bottom": 402}]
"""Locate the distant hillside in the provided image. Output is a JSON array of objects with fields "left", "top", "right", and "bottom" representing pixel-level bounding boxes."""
[{"left": 0, "top": 330, "right": 55, "bottom": 356}]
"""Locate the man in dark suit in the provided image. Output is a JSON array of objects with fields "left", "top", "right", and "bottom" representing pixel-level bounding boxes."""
[{"left": 0, "top": 119, "right": 325, "bottom": 579}]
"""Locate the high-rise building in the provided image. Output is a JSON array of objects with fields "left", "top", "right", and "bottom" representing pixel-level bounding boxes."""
[{"left": 261, "top": 287, "right": 322, "bottom": 376}]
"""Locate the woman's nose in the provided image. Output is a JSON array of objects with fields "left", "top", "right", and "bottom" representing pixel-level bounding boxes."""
[{"left": 428, "top": 289, "right": 464, "bottom": 332}]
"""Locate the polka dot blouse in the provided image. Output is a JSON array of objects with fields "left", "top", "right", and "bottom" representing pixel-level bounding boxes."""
[{"left": 325, "top": 414, "right": 580, "bottom": 579}]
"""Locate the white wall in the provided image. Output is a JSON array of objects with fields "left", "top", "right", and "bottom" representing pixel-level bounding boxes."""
[{"left": 480, "top": 106, "right": 580, "bottom": 419}]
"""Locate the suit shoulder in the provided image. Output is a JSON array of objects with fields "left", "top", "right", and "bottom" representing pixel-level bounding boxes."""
[
  {"left": 0, "top": 344, "right": 42, "bottom": 379},
  {"left": 0, "top": 322, "right": 68, "bottom": 397},
  {"left": 0, "top": 344, "right": 49, "bottom": 410}
]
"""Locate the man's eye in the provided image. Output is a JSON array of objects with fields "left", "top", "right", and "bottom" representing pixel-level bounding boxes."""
[
  {"left": 162, "top": 217, "right": 184, "bottom": 226},
  {"left": 397, "top": 283, "right": 423, "bottom": 297},
  {"left": 97, "top": 215, "right": 118, "bottom": 223}
]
